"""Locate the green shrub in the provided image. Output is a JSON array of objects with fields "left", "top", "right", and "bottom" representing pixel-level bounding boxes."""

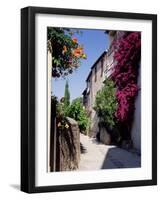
[
  {"left": 94, "top": 79, "right": 117, "bottom": 129},
  {"left": 66, "top": 97, "right": 89, "bottom": 133}
]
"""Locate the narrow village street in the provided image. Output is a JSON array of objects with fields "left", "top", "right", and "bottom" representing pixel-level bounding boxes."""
[
  {"left": 78, "top": 134, "right": 141, "bottom": 171},
  {"left": 48, "top": 28, "right": 142, "bottom": 173}
]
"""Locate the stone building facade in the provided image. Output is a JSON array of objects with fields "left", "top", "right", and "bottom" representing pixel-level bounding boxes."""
[
  {"left": 83, "top": 31, "right": 141, "bottom": 153},
  {"left": 83, "top": 31, "right": 116, "bottom": 137},
  {"left": 83, "top": 52, "right": 105, "bottom": 137}
]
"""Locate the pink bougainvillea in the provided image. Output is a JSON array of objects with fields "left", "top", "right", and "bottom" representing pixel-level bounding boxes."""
[{"left": 111, "top": 32, "right": 141, "bottom": 124}]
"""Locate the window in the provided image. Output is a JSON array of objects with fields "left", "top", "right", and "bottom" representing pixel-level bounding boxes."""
[
  {"left": 101, "top": 59, "right": 104, "bottom": 77},
  {"left": 95, "top": 66, "right": 97, "bottom": 82}
]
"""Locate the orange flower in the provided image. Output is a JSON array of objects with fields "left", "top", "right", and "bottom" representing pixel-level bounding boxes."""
[
  {"left": 72, "top": 47, "right": 83, "bottom": 57},
  {"left": 72, "top": 37, "right": 78, "bottom": 43},
  {"left": 62, "top": 45, "right": 67, "bottom": 54}
]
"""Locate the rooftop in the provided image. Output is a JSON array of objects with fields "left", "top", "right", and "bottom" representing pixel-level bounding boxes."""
[{"left": 86, "top": 51, "right": 107, "bottom": 82}]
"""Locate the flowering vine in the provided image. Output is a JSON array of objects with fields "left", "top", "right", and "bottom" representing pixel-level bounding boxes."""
[
  {"left": 47, "top": 28, "right": 86, "bottom": 78},
  {"left": 111, "top": 32, "right": 141, "bottom": 125}
]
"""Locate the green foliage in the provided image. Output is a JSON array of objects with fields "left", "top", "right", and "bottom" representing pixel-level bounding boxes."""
[
  {"left": 48, "top": 27, "right": 86, "bottom": 78},
  {"left": 54, "top": 81, "right": 89, "bottom": 133},
  {"left": 66, "top": 97, "right": 89, "bottom": 133},
  {"left": 64, "top": 81, "right": 70, "bottom": 108},
  {"left": 94, "top": 79, "right": 117, "bottom": 128}
]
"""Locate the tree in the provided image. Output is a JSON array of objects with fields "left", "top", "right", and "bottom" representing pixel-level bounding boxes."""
[
  {"left": 66, "top": 97, "right": 89, "bottom": 133},
  {"left": 64, "top": 81, "right": 70, "bottom": 108},
  {"left": 47, "top": 27, "right": 87, "bottom": 78},
  {"left": 94, "top": 79, "right": 117, "bottom": 129}
]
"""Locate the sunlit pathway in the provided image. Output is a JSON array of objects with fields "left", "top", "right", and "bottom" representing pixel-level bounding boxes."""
[{"left": 78, "top": 133, "right": 141, "bottom": 171}]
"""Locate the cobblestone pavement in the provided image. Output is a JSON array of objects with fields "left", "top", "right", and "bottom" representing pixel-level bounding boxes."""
[{"left": 78, "top": 133, "right": 141, "bottom": 171}]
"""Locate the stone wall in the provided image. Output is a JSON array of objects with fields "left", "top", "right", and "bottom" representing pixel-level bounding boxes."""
[
  {"left": 99, "top": 126, "right": 111, "bottom": 145},
  {"left": 58, "top": 117, "right": 80, "bottom": 171},
  {"left": 131, "top": 65, "right": 141, "bottom": 153}
]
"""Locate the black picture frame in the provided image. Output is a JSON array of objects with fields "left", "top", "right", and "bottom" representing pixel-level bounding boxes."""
[{"left": 21, "top": 6, "right": 157, "bottom": 193}]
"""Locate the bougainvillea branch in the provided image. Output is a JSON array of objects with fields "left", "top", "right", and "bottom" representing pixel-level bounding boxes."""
[{"left": 111, "top": 32, "right": 141, "bottom": 124}]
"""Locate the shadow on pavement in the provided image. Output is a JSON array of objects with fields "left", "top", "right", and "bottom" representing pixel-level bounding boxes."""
[
  {"left": 80, "top": 142, "right": 87, "bottom": 154},
  {"left": 101, "top": 147, "right": 141, "bottom": 169}
]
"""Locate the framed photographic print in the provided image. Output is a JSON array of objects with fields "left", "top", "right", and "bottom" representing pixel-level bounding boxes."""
[{"left": 21, "top": 6, "right": 157, "bottom": 193}]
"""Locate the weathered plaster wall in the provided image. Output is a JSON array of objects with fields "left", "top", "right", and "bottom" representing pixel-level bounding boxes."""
[
  {"left": 89, "top": 50, "right": 114, "bottom": 137},
  {"left": 131, "top": 66, "right": 141, "bottom": 153},
  {"left": 90, "top": 58, "right": 105, "bottom": 136}
]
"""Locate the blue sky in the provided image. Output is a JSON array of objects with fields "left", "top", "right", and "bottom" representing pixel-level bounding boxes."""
[{"left": 52, "top": 29, "right": 109, "bottom": 101}]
